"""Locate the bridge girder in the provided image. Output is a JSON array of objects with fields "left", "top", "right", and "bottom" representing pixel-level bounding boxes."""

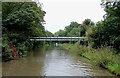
[{"left": 30, "top": 37, "right": 87, "bottom": 41}]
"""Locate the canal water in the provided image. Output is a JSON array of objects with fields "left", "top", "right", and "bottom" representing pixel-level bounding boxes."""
[{"left": 2, "top": 45, "right": 114, "bottom": 76}]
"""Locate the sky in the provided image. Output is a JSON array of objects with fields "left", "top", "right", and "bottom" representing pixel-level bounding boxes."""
[{"left": 38, "top": 0, "right": 106, "bottom": 34}]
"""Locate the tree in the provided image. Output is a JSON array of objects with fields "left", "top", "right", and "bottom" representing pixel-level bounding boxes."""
[
  {"left": 54, "top": 20, "right": 94, "bottom": 37},
  {"left": 82, "top": 19, "right": 95, "bottom": 26},
  {"left": 89, "top": 1, "right": 120, "bottom": 52},
  {"left": 2, "top": 2, "right": 46, "bottom": 61},
  {"left": 45, "top": 30, "right": 54, "bottom": 37},
  {"left": 2, "top": 2, "right": 46, "bottom": 37},
  {"left": 67, "top": 28, "right": 80, "bottom": 37},
  {"left": 54, "top": 29, "right": 65, "bottom": 37},
  {"left": 64, "top": 22, "right": 80, "bottom": 35}
]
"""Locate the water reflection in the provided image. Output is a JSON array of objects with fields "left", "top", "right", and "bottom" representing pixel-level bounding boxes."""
[{"left": 2, "top": 45, "right": 114, "bottom": 76}]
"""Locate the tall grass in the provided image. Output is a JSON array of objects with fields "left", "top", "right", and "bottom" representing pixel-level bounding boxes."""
[{"left": 60, "top": 44, "right": 120, "bottom": 76}]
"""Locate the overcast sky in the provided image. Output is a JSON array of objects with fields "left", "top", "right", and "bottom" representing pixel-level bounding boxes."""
[{"left": 38, "top": 0, "right": 106, "bottom": 34}]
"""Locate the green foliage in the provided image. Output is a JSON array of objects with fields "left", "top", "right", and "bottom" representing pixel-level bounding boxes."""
[
  {"left": 88, "top": 22, "right": 105, "bottom": 48},
  {"left": 54, "top": 29, "right": 65, "bottom": 37},
  {"left": 82, "top": 19, "right": 95, "bottom": 26},
  {"left": 2, "top": 34, "right": 9, "bottom": 48},
  {"left": 45, "top": 30, "right": 54, "bottom": 37},
  {"left": 89, "top": 1, "right": 120, "bottom": 52},
  {"left": 64, "top": 22, "right": 81, "bottom": 37},
  {"left": 2, "top": 2, "right": 46, "bottom": 37},
  {"left": 75, "top": 41, "right": 80, "bottom": 45},
  {"left": 61, "top": 43, "right": 120, "bottom": 75},
  {"left": 67, "top": 28, "right": 80, "bottom": 37},
  {"left": 2, "top": 2, "right": 47, "bottom": 61},
  {"left": 54, "top": 20, "right": 95, "bottom": 37}
]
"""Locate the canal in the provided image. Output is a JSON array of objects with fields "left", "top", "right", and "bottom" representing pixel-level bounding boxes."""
[{"left": 2, "top": 45, "right": 114, "bottom": 76}]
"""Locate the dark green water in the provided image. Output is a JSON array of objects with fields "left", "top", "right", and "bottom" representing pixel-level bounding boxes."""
[{"left": 2, "top": 45, "right": 114, "bottom": 76}]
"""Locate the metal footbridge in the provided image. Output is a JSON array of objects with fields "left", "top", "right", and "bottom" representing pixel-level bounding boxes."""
[{"left": 30, "top": 37, "right": 87, "bottom": 41}]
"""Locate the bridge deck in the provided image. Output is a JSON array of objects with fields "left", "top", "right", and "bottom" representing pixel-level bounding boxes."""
[{"left": 30, "top": 37, "right": 87, "bottom": 41}]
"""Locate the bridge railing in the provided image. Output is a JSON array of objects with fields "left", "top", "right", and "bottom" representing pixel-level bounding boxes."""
[
  {"left": 29, "top": 37, "right": 87, "bottom": 41},
  {"left": 30, "top": 37, "right": 87, "bottom": 39}
]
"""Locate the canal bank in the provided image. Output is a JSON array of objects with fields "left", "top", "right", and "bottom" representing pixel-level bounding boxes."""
[
  {"left": 2, "top": 45, "right": 114, "bottom": 76},
  {"left": 59, "top": 44, "right": 120, "bottom": 76}
]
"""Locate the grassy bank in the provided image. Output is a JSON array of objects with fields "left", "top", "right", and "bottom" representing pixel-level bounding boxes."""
[{"left": 59, "top": 43, "right": 120, "bottom": 76}]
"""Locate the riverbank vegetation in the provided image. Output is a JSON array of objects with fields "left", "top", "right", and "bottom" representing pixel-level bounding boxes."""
[
  {"left": 2, "top": 2, "right": 54, "bottom": 62},
  {"left": 56, "top": 1, "right": 120, "bottom": 76},
  {"left": 59, "top": 44, "right": 120, "bottom": 75}
]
